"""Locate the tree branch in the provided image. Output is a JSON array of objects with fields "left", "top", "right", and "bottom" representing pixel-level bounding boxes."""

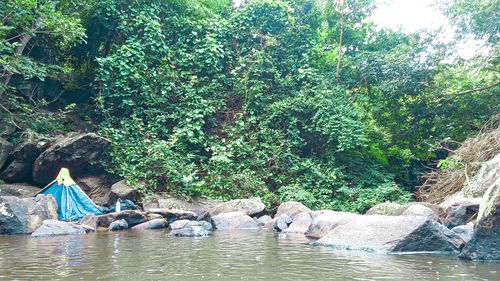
[{"left": 445, "top": 80, "right": 500, "bottom": 100}]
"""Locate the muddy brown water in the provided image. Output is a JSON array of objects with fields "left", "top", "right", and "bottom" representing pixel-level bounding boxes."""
[{"left": 0, "top": 230, "right": 498, "bottom": 280}]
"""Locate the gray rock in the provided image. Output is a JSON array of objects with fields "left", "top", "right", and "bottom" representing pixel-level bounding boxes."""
[
  {"left": 79, "top": 214, "right": 97, "bottom": 232},
  {"left": 274, "top": 214, "right": 292, "bottom": 232},
  {"left": 108, "top": 219, "right": 128, "bottom": 231},
  {"left": 0, "top": 183, "right": 41, "bottom": 198},
  {"left": 445, "top": 202, "right": 480, "bottom": 229},
  {"left": 211, "top": 211, "right": 260, "bottom": 230},
  {"left": 31, "top": 219, "right": 87, "bottom": 238},
  {"left": 0, "top": 120, "right": 15, "bottom": 137},
  {"left": 0, "top": 137, "right": 13, "bottom": 170},
  {"left": 209, "top": 198, "right": 265, "bottom": 217},
  {"left": 131, "top": 218, "right": 167, "bottom": 230},
  {"left": 459, "top": 206, "right": 500, "bottom": 261},
  {"left": 283, "top": 212, "right": 312, "bottom": 234},
  {"left": 97, "top": 210, "right": 147, "bottom": 228},
  {"left": 149, "top": 195, "right": 220, "bottom": 216},
  {"left": 459, "top": 182, "right": 500, "bottom": 262},
  {"left": 306, "top": 210, "right": 359, "bottom": 239},
  {"left": 275, "top": 201, "right": 311, "bottom": 219},
  {"left": 451, "top": 224, "right": 474, "bottom": 243},
  {"left": 102, "top": 180, "right": 140, "bottom": 206},
  {"left": 314, "top": 215, "right": 464, "bottom": 254},
  {"left": 255, "top": 215, "right": 272, "bottom": 226},
  {"left": 395, "top": 203, "right": 447, "bottom": 224},
  {"left": 32, "top": 133, "right": 110, "bottom": 185},
  {"left": 77, "top": 175, "right": 111, "bottom": 206},
  {"left": 401, "top": 204, "right": 434, "bottom": 218},
  {"left": 0, "top": 194, "right": 58, "bottom": 234},
  {"left": 365, "top": 202, "right": 404, "bottom": 215},
  {"left": 0, "top": 133, "right": 50, "bottom": 182},
  {"left": 146, "top": 208, "right": 197, "bottom": 224},
  {"left": 169, "top": 220, "right": 212, "bottom": 237}
]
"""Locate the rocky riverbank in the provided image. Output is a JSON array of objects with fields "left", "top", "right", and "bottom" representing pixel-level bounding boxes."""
[{"left": 1, "top": 193, "right": 499, "bottom": 262}]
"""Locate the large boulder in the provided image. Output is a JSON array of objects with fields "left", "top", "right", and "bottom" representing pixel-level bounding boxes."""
[
  {"left": 96, "top": 210, "right": 147, "bottom": 228},
  {"left": 313, "top": 215, "right": 465, "bottom": 254},
  {"left": 31, "top": 219, "right": 87, "bottom": 238},
  {"left": 211, "top": 211, "right": 260, "bottom": 230},
  {"left": 0, "top": 183, "right": 41, "bottom": 198},
  {"left": 169, "top": 220, "right": 213, "bottom": 237},
  {"left": 283, "top": 212, "right": 313, "bottom": 234},
  {"left": 102, "top": 180, "right": 140, "bottom": 206},
  {"left": 146, "top": 208, "right": 197, "bottom": 224},
  {"left": 0, "top": 137, "right": 13, "bottom": 170},
  {"left": 0, "top": 133, "right": 51, "bottom": 182},
  {"left": 131, "top": 218, "right": 167, "bottom": 230},
  {"left": 275, "top": 201, "right": 311, "bottom": 219},
  {"left": 32, "top": 133, "right": 110, "bottom": 185},
  {"left": 306, "top": 210, "right": 359, "bottom": 239},
  {"left": 459, "top": 207, "right": 500, "bottom": 261},
  {"left": 400, "top": 204, "right": 434, "bottom": 218},
  {"left": 77, "top": 175, "right": 111, "bottom": 206},
  {"left": 459, "top": 181, "right": 500, "bottom": 261},
  {"left": 0, "top": 194, "right": 58, "bottom": 234},
  {"left": 209, "top": 198, "right": 265, "bottom": 217},
  {"left": 365, "top": 202, "right": 405, "bottom": 215}
]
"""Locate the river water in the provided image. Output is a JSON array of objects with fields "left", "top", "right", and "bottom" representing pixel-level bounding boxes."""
[{"left": 0, "top": 230, "right": 498, "bottom": 280}]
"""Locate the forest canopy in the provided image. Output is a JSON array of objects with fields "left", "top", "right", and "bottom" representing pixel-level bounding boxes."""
[{"left": 1, "top": 0, "right": 498, "bottom": 212}]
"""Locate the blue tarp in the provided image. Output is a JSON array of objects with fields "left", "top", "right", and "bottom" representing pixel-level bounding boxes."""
[{"left": 37, "top": 181, "right": 103, "bottom": 221}]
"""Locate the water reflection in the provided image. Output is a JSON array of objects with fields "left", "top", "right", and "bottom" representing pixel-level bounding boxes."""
[{"left": 0, "top": 230, "right": 499, "bottom": 280}]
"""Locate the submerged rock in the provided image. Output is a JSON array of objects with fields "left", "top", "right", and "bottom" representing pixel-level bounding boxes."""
[
  {"left": 283, "top": 212, "right": 312, "bottom": 234},
  {"left": 32, "top": 133, "right": 110, "bottom": 185},
  {"left": 131, "top": 219, "right": 167, "bottom": 230},
  {"left": 274, "top": 214, "right": 292, "bottom": 232},
  {"left": 108, "top": 219, "right": 128, "bottom": 231},
  {"left": 31, "top": 219, "right": 87, "bottom": 238},
  {"left": 209, "top": 198, "right": 265, "bottom": 217},
  {"left": 0, "top": 194, "right": 58, "bottom": 235},
  {"left": 275, "top": 201, "right": 311, "bottom": 219},
  {"left": 211, "top": 211, "right": 259, "bottom": 230},
  {"left": 146, "top": 208, "right": 197, "bottom": 224},
  {"left": 314, "top": 215, "right": 464, "bottom": 254},
  {"left": 169, "top": 220, "right": 212, "bottom": 237}
]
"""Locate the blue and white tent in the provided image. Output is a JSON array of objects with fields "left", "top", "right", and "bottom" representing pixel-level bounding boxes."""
[{"left": 36, "top": 168, "right": 102, "bottom": 221}]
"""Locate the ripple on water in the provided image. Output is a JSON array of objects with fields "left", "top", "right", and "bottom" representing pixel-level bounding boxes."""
[{"left": 0, "top": 230, "right": 499, "bottom": 280}]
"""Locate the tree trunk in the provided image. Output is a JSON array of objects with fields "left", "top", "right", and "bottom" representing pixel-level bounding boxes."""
[
  {"left": 336, "top": 0, "right": 345, "bottom": 83},
  {"left": 0, "top": 33, "right": 33, "bottom": 93}
]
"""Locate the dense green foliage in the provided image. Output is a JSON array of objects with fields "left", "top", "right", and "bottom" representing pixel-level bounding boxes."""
[{"left": 1, "top": 0, "right": 498, "bottom": 212}]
